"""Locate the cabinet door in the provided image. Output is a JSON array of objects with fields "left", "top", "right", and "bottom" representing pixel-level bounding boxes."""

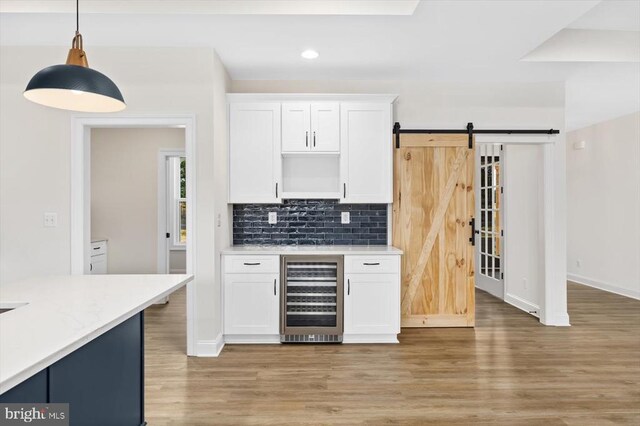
[
  {"left": 340, "top": 103, "right": 393, "bottom": 203},
  {"left": 310, "top": 103, "right": 340, "bottom": 152},
  {"left": 224, "top": 274, "right": 279, "bottom": 335},
  {"left": 282, "top": 103, "right": 311, "bottom": 153},
  {"left": 90, "top": 254, "right": 107, "bottom": 274},
  {"left": 229, "top": 103, "right": 281, "bottom": 203},
  {"left": 344, "top": 273, "right": 399, "bottom": 335}
]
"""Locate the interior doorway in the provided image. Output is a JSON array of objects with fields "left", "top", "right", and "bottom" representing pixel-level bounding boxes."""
[
  {"left": 158, "top": 151, "right": 187, "bottom": 276},
  {"left": 475, "top": 143, "right": 504, "bottom": 299},
  {"left": 70, "top": 115, "right": 197, "bottom": 355}
]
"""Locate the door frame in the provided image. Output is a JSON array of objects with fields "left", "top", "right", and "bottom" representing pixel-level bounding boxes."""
[
  {"left": 474, "top": 143, "right": 505, "bottom": 299},
  {"left": 475, "top": 133, "right": 569, "bottom": 326},
  {"left": 70, "top": 115, "right": 197, "bottom": 355},
  {"left": 157, "top": 149, "right": 186, "bottom": 275}
]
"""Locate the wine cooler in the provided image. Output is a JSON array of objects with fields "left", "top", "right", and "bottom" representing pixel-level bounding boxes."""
[{"left": 280, "top": 256, "right": 343, "bottom": 343}]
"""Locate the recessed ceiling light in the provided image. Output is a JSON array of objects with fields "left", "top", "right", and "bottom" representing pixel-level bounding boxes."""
[{"left": 301, "top": 49, "right": 319, "bottom": 59}]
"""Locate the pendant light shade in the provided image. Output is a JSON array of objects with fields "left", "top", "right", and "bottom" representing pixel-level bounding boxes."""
[
  {"left": 23, "top": 0, "right": 125, "bottom": 112},
  {"left": 25, "top": 64, "right": 125, "bottom": 112}
]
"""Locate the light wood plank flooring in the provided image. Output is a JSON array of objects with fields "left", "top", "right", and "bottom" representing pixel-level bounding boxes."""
[{"left": 144, "top": 283, "right": 640, "bottom": 425}]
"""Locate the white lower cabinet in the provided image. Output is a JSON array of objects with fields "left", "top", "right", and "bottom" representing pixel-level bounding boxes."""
[
  {"left": 223, "top": 272, "right": 280, "bottom": 342},
  {"left": 343, "top": 273, "right": 400, "bottom": 341},
  {"left": 223, "top": 253, "right": 401, "bottom": 344}
]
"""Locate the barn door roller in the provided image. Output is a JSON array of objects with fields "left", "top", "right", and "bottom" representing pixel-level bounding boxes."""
[{"left": 393, "top": 122, "right": 560, "bottom": 149}]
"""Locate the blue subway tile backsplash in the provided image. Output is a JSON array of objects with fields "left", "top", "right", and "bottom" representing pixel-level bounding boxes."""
[{"left": 233, "top": 199, "right": 388, "bottom": 246}]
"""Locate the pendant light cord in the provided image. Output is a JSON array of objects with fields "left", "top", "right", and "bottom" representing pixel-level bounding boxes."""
[{"left": 76, "top": 0, "right": 79, "bottom": 34}]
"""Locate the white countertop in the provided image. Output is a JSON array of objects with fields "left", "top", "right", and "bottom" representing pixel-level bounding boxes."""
[
  {"left": 221, "top": 245, "right": 402, "bottom": 255},
  {"left": 0, "top": 274, "right": 192, "bottom": 394}
]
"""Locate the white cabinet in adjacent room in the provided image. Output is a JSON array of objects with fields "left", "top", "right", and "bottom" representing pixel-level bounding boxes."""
[
  {"left": 282, "top": 102, "right": 340, "bottom": 153},
  {"left": 229, "top": 102, "right": 281, "bottom": 203},
  {"left": 340, "top": 103, "right": 393, "bottom": 203},
  {"left": 89, "top": 239, "right": 108, "bottom": 274}
]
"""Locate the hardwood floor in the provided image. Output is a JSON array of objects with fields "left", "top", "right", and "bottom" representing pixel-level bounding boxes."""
[{"left": 144, "top": 283, "right": 640, "bottom": 425}]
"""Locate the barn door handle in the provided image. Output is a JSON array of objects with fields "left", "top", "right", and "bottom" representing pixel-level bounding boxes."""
[{"left": 469, "top": 218, "right": 476, "bottom": 246}]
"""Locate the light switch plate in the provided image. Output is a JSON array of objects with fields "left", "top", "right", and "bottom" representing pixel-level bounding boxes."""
[
  {"left": 268, "top": 212, "right": 277, "bottom": 224},
  {"left": 341, "top": 212, "right": 350, "bottom": 224},
  {"left": 44, "top": 212, "right": 58, "bottom": 228}
]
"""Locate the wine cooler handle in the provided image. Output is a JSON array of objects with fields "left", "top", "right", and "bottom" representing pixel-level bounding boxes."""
[
  {"left": 347, "top": 279, "right": 350, "bottom": 296},
  {"left": 274, "top": 278, "right": 277, "bottom": 296}
]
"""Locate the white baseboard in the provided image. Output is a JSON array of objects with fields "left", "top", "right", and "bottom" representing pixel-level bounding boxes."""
[
  {"left": 504, "top": 293, "right": 540, "bottom": 317},
  {"left": 568, "top": 273, "right": 640, "bottom": 300},
  {"left": 342, "top": 334, "right": 399, "bottom": 344},
  {"left": 224, "top": 334, "right": 281, "bottom": 344},
  {"left": 540, "top": 312, "right": 571, "bottom": 327},
  {"left": 195, "top": 333, "right": 225, "bottom": 356}
]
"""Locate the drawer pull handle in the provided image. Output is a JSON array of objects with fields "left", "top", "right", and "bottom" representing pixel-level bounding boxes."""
[
  {"left": 93, "top": 247, "right": 101, "bottom": 250},
  {"left": 243, "top": 262, "right": 261, "bottom": 266},
  {"left": 363, "top": 262, "right": 380, "bottom": 266}
]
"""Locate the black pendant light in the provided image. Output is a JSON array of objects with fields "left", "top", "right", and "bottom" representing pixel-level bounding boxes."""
[{"left": 24, "top": 0, "right": 125, "bottom": 112}]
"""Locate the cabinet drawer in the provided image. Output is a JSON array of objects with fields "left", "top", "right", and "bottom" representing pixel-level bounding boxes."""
[
  {"left": 224, "top": 255, "right": 280, "bottom": 273},
  {"left": 90, "top": 241, "right": 107, "bottom": 257},
  {"left": 344, "top": 255, "right": 399, "bottom": 274}
]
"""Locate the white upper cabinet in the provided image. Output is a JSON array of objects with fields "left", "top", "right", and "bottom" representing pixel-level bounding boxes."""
[
  {"left": 340, "top": 102, "right": 393, "bottom": 203},
  {"left": 228, "top": 95, "right": 396, "bottom": 204},
  {"left": 282, "top": 102, "right": 340, "bottom": 153},
  {"left": 282, "top": 103, "right": 311, "bottom": 153},
  {"left": 229, "top": 102, "right": 282, "bottom": 204},
  {"left": 310, "top": 103, "right": 340, "bottom": 152}
]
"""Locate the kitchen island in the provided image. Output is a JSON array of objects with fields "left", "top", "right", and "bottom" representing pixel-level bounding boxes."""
[{"left": 0, "top": 274, "right": 192, "bottom": 425}]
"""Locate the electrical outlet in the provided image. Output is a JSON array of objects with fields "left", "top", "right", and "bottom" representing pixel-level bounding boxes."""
[
  {"left": 44, "top": 212, "right": 58, "bottom": 228},
  {"left": 341, "top": 212, "right": 350, "bottom": 224},
  {"left": 268, "top": 212, "right": 277, "bottom": 224},
  {"left": 576, "top": 259, "right": 581, "bottom": 268}
]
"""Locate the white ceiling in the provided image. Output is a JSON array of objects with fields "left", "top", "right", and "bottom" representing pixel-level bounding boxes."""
[
  {"left": 1, "top": 0, "right": 639, "bottom": 129},
  {"left": 0, "top": 0, "right": 421, "bottom": 15}
]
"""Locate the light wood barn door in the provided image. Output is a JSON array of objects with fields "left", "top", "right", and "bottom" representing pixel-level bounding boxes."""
[{"left": 393, "top": 134, "right": 475, "bottom": 327}]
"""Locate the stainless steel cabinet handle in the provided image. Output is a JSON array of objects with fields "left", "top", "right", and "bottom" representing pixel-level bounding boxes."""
[
  {"left": 93, "top": 247, "right": 100, "bottom": 250},
  {"left": 343, "top": 183, "right": 346, "bottom": 198},
  {"left": 363, "top": 262, "right": 380, "bottom": 266},
  {"left": 90, "top": 263, "right": 93, "bottom": 272},
  {"left": 243, "top": 262, "right": 261, "bottom": 266},
  {"left": 305, "top": 131, "right": 309, "bottom": 147},
  {"left": 275, "top": 182, "right": 278, "bottom": 198},
  {"left": 274, "top": 278, "right": 277, "bottom": 296},
  {"left": 313, "top": 131, "right": 316, "bottom": 147},
  {"left": 347, "top": 279, "right": 350, "bottom": 296}
]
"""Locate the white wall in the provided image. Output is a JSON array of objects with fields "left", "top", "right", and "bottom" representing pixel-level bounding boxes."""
[
  {"left": 566, "top": 112, "right": 640, "bottom": 299},
  {"left": 231, "top": 79, "right": 568, "bottom": 323},
  {"left": 0, "top": 46, "right": 230, "bottom": 353},
  {"left": 503, "top": 145, "right": 544, "bottom": 313},
  {"left": 91, "top": 127, "right": 185, "bottom": 274}
]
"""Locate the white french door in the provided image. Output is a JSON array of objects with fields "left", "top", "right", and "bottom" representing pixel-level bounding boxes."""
[{"left": 475, "top": 144, "right": 504, "bottom": 299}]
